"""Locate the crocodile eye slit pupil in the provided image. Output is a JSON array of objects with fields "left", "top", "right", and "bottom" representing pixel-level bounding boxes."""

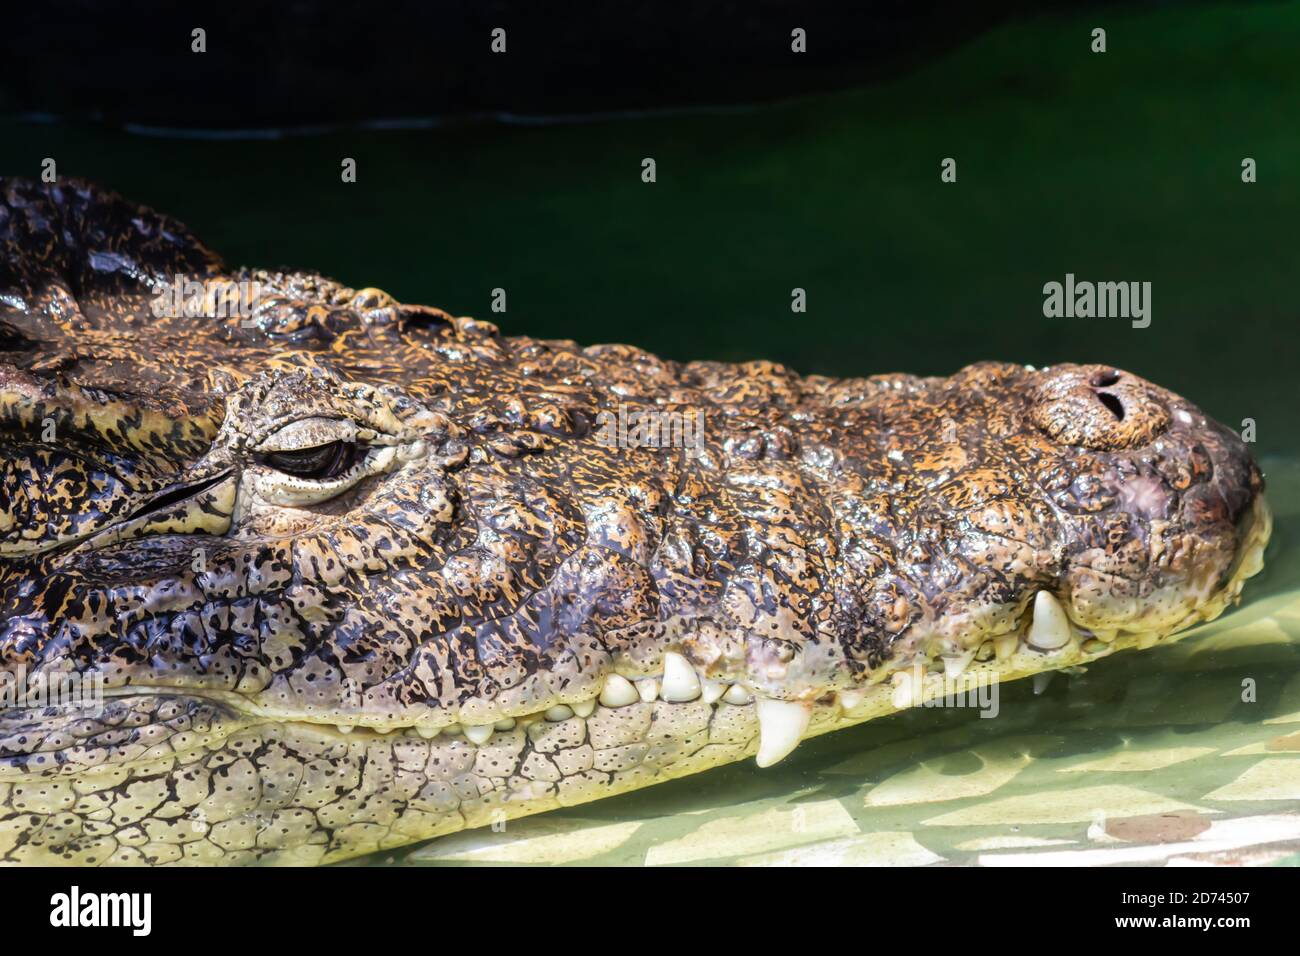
[{"left": 260, "top": 440, "right": 355, "bottom": 479}]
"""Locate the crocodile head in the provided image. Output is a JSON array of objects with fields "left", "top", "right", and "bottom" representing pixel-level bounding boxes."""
[{"left": 0, "top": 180, "right": 1269, "bottom": 865}]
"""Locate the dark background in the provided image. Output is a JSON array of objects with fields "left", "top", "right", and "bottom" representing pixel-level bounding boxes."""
[{"left": 1, "top": 0, "right": 1296, "bottom": 457}]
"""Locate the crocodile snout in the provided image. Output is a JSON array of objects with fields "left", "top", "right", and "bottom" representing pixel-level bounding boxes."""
[
  {"left": 1030, "top": 364, "right": 1172, "bottom": 450},
  {"left": 1027, "top": 363, "right": 1266, "bottom": 641}
]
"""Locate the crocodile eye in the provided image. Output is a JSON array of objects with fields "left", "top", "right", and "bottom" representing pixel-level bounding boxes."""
[{"left": 259, "top": 440, "right": 356, "bottom": 479}]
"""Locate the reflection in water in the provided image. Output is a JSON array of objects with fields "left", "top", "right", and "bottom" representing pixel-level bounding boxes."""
[{"left": 359, "top": 458, "right": 1300, "bottom": 867}]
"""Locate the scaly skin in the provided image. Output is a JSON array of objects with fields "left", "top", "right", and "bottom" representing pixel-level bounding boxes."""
[{"left": 0, "top": 179, "right": 1269, "bottom": 865}]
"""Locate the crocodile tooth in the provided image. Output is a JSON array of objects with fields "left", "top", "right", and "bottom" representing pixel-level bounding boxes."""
[
  {"left": 1033, "top": 672, "right": 1055, "bottom": 695},
  {"left": 838, "top": 688, "right": 866, "bottom": 710},
  {"left": 661, "top": 651, "right": 702, "bottom": 702},
  {"left": 995, "top": 633, "right": 1019, "bottom": 660},
  {"left": 463, "top": 723, "right": 494, "bottom": 744},
  {"left": 493, "top": 718, "right": 516, "bottom": 731},
  {"left": 754, "top": 698, "right": 811, "bottom": 768},
  {"left": 636, "top": 678, "right": 660, "bottom": 703},
  {"left": 571, "top": 698, "right": 596, "bottom": 718},
  {"left": 701, "top": 678, "right": 726, "bottom": 705},
  {"left": 545, "top": 705, "right": 574, "bottom": 722},
  {"left": 722, "top": 684, "right": 753, "bottom": 705},
  {"left": 599, "top": 675, "right": 640, "bottom": 708},
  {"left": 1027, "top": 591, "right": 1072, "bottom": 650},
  {"left": 416, "top": 726, "right": 441, "bottom": 740},
  {"left": 336, "top": 724, "right": 354, "bottom": 734}
]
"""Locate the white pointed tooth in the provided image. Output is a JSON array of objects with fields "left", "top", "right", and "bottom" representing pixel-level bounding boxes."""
[
  {"left": 545, "top": 704, "right": 573, "bottom": 722},
  {"left": 660, "top": 651, "right": 702, "bottom": 702},
  {"left": 571, "top": 697, "right": 596, "bottom": 718},
  {"left": 1027, "top": 591, "right": 1072, "bottom": 650},
  {"left": 754, "top": 697, "right": 811, "bottom": 768},
  {"left": 942, "top": 647, "right": 977, "bottom": 679},
  {"left": 723, "top": 683, "right": 753, "bottom": 705},
  {"left": 463, "top": 723, "right": 494, "bottom": 744},
  {"left": 838, "top": 688, "right": 866, "bottom": 710},
  {"left": 336, "top": 724, "right": 354, "bottom": 734},
  {"left": 416, "top": 725, "right": 441, "bottom": 740},
  {"left": 995, "top": 633, "right": 1019, "bottom": 660},
  {"left": 636, "top": 678, "right": 660, "bottom": 703},
  {"left": 701, "top": 678, "right": 726, "bottom": 705},
  {"left": 599, "top": 674, "right": 640, "bottom": 708},
  {"left": 1032, "top": 672, "right": 1055, "bottom": 695},
  {"left": 494, "top": 718, "right": 516, "bottom": 731}
]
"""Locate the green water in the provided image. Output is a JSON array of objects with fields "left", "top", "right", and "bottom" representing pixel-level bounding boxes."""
[{"left": 2, "top": 1, "right": 1298, "bottom": 864}]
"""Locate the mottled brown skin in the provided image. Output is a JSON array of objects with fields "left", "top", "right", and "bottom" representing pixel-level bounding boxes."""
[{"left": 0, "top": 179, "right": 1267, "bottom": 865}]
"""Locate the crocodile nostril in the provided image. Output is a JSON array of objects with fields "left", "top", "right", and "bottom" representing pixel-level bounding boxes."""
[
  {"left": 1096, "top": 391, "right": 1126, "bottom": 421},
  {"left": 1030, "top": 364, "right": 1170, "bottom": 449}
]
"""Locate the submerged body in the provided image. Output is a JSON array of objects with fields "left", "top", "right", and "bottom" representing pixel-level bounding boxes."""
[{"left": 0, "top": 179, "right": 1268, "bottom": 865}]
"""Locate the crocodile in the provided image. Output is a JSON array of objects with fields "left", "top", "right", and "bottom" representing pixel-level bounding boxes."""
[{"left": 0, "top": 178, "right": 1270, "bottom": 865}]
